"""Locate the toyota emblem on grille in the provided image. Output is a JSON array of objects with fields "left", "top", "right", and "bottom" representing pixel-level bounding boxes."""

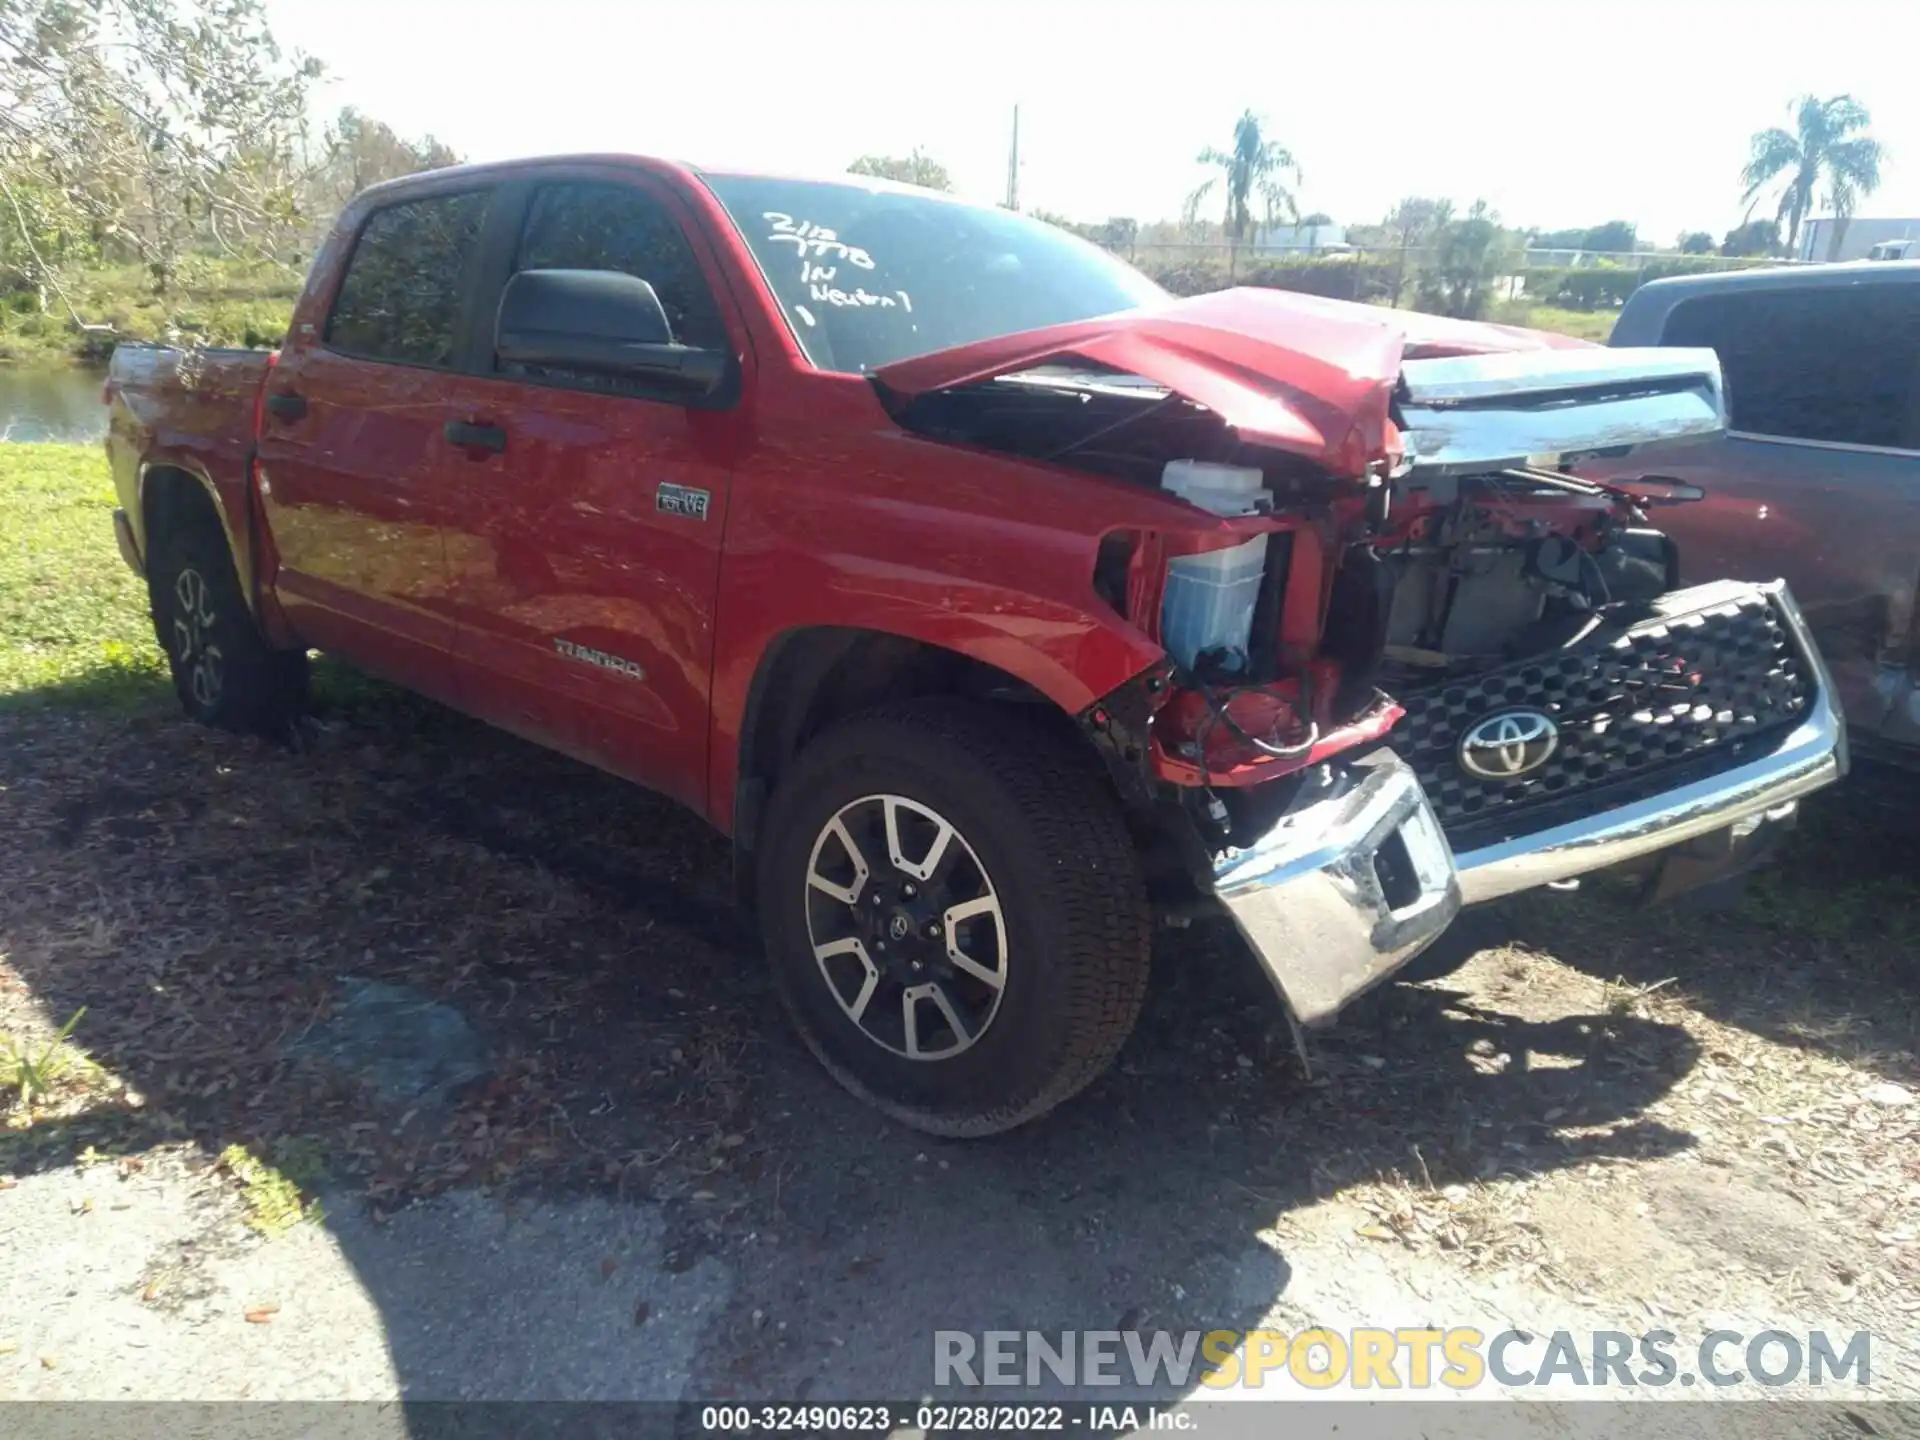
[{"left": 1458, "top": 710, "right": 1560, "bottom": 780}]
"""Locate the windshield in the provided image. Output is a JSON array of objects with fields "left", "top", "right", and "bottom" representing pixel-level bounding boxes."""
[{"left": 700, "top": 174, "right": 1167, "bottom": 374}]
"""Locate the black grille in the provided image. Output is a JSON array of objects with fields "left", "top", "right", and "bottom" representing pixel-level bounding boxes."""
[{"left": 1395, "top": 588, "right": 1813, "bottom": 848}]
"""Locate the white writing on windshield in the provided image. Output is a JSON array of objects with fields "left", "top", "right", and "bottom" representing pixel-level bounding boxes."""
[{"left": 764, "top": 212, "right": 912, "bottom": 314}]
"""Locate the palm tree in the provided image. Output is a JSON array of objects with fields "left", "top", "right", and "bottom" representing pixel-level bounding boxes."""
[
  {"left": 1740, "top": 95, "right": 1884, "bottom": 259},
  {"left": 1184, "top": 110, "right": 1300, "bottom": 276}
]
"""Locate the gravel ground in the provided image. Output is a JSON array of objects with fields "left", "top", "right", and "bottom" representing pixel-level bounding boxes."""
[
  {"left": 0, "top": 1153, "right": 727, "bottom": 1400},
  {"left": 2, "top": 683, "right": 1917, "bottom": 1422}
]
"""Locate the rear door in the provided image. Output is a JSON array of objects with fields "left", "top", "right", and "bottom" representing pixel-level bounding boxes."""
[
  {"left": 255, "top": 185, "right": 493, "bottom": 700},
  {"left": 1596, "top": 282, "right": 1920, "bottom": 734},
  {"left": 437, "top": 170, "right": 753, "bottom": 812}
]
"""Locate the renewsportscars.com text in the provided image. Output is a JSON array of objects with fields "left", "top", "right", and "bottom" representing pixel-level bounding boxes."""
[{"left": 935, "top": 1327, "right": 1873, "bottom": 1391}]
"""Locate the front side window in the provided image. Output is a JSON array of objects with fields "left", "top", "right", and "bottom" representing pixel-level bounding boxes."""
[
  {"left": 700, "top": 173, "right": 1166, "bottom": 374},
  {"left": 1664, "top": 286, "right": 1920, "bottom": 449},
  {"left": 326, "top": 190, "right": 489, "bottom": 367},
  {"left": 513, "top": 182, "right": 728, "bottom": 353}
]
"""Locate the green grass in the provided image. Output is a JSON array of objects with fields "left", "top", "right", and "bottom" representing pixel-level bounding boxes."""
[
  {"left": 0, "top": 442, "right": 169, "bottom": 710},
  {"left": 1367, "top": 296, "right": 1618, "bottom": 344},
  {"left": 218, "top": 1140, "right": 328, "bottom": 1237},
  {"left": 1, "top": 1007, "right": 91, "bottom": 1106},
  {"left": 1, "top": 258, "right": 299, "bottom": 366},
  {"left": 1513, "top": 305, "right": 1617, "bottom": 343}
]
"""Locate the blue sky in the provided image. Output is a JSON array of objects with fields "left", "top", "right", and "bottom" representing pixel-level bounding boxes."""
[{"left": 264, "top": 0, "right": 1918, "bottom": 242}]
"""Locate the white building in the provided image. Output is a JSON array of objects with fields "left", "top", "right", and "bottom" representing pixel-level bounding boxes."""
[
  {"left": 1251, "top": 222, "right": 1349, "bottom": 254},
  {"left": 1797, "top": 216, "right": 1920, "bottom": 263}
]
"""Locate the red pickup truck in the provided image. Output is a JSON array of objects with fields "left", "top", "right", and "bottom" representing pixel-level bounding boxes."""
[{"left": 103, "top": 155, "right": 1846, "bottom": 1135}]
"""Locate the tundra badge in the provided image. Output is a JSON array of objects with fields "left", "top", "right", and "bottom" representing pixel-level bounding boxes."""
[
  {"left": 553, "top": 639, "right": 645, "bottom": 681},
  {"left": 657, "top": 482, "right": 711, "bottom": 520}
]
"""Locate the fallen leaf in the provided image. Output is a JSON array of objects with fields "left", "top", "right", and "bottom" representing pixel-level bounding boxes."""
[
  {"left": 244, "top": 1304, "right": 279, "bottom": 1324},
  {"left": 1356, "top": 1223, "right": 1397, "bottom": 1241},
  {"left": 599, "top": 1257, "right": 617, "bottom": 1281},
  {"left": 632, "top": 1299, "right": 651, "bottom": 1327}
]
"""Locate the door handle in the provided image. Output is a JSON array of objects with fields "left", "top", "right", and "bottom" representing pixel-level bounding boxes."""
[
  {"left": 444, "top": 419, "right": 507, "bottom": 454},
  {"left": 264, "top": 392, "right": 307, "bottom": 422}
]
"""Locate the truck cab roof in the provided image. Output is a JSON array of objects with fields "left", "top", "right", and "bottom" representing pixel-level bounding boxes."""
[{"left": 1615, "top": 259, "right": 1920, "bottom": 345}]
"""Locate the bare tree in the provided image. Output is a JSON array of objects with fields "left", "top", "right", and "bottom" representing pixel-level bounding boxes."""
[
  {"left": 0, "top": 0, "right": 456, "bottom": 337},
  {"left": 1383, "top": 196, "right": 1448, "bottom": 308}
]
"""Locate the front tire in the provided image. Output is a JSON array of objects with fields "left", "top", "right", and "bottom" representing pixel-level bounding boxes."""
[
  {"left": 756, "top": 701, "right": 1153, "bottom": 1136},
  {"left": 146, "top": 498, "right": 306, "bottom": 736}
]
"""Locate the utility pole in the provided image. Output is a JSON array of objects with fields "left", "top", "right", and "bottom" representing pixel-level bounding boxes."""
[{"left": 1005, "top": 104, "right": 1020, "bottom": 211}]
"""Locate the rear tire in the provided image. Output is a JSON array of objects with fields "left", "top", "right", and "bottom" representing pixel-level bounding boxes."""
[
  {"left": 756, "top": 700, "right": 1153, "bottom": 1136},
  {"left": 146, "top": 497, "right": 306, "bottom": 736}
]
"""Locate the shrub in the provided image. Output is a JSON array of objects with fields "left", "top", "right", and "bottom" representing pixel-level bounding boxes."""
[
  {"left": 1523, "top": 254, "right": 1786, "bottom": 311},
  {"left": 1523, "top": 264, "right": 1638, "bottom": 310},
  {"left": 1143, "top": 254, "right": 1398, "bottom": 303}
]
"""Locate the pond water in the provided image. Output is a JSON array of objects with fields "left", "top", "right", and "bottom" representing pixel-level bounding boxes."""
[{"left": 0, "top": 366, "right": 108, "bottom": 443}]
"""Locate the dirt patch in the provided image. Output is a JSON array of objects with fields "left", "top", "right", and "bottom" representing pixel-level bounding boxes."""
[{"left": 2, "top": 678, "right": 1917, "bottom": 1400}]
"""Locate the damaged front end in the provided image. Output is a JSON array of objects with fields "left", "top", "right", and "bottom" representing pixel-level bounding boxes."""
[{"left": 880, "top": 296, "right": 1846, "bottom": 1028}]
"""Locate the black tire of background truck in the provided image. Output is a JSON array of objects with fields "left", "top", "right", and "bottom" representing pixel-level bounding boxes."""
[
  {"left": 756, "top": 699, "right": 1154, "bottom": 1137},
  {"left": 146, "top": 495, "right": 307, "bottom": 736}
]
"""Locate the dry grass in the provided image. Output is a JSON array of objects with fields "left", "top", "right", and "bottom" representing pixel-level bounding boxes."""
[{"left": 0, "top": 696, "right": 759, "bottom": 1204}]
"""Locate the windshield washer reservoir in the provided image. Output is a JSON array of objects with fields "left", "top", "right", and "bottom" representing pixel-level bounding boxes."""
[{"left": 1159, "top": 461, "right": 1270, "bottom": 673}]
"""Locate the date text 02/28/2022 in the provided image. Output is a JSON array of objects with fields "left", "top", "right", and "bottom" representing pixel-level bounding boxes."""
[{"left": 696, "top": 1403, "right": 1192, "bottom": 1433}]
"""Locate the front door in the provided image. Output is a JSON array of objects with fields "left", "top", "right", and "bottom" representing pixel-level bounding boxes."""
[
  {"left": 254, "top": 186, "right": 494, "bottom": 700},
  {"left": 440, "top": 172, "right": 754, "bottom": 812}
]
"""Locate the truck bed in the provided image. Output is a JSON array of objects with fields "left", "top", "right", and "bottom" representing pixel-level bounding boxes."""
[{"left": 104, "top": 343, "right": 274, "bottom": 573}]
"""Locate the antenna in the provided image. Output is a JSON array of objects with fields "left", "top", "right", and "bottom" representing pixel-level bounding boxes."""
[{"left": 1005, "top": 104, "right": 1020, "bottom": 211}]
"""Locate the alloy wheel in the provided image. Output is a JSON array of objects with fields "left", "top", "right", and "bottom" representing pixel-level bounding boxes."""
[
  {"left": 803, "top": 793, "right": 1008, "bottom": 1060},
  {"left": 171, "top": 567, "right": 224, "bottom": 711}
]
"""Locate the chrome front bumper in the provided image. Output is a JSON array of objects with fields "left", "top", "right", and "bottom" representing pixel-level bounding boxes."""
[
  {"left": 1211, "top": 580, "right": 1847, "bottom": 1027},
  {"left": 1213, "top": 755, "right": 1461, "bottom": 1027}
]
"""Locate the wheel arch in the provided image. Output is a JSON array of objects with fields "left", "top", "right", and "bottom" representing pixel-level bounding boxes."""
[
  {"left": 728, "top": 625, "right": 1113, "bottom": 902},
  {"left": 139, "top": 461, "right": 254, "bottom": 603}
]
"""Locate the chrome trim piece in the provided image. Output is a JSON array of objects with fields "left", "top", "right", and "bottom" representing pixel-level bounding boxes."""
[
  {"left": 1453, "top": 581, "right": 1848, "bottom": 904},
  {"left": 1399, "top": 347, "right": 1725, "bottom": 404},
  {"left": 1728, "top": 429, "right": 1920, "bottom": 460},
  {"left": 1397, "top": 346, "right": 1726, "bottom": 473},
  {"left": 1214, "top": 754, "right": 1462, "bottom": 1028}
]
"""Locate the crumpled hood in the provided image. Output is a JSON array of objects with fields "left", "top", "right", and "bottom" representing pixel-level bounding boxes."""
[{"left": 871, "top": 287, "right": 1719, "bottom": 477}]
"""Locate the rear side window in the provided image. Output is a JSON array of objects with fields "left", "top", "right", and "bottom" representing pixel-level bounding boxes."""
[
  {"left": 1663, "top": 286, "right": 1920, "bottom": 449},
  {"left": 326, "top": 191, "right": 489, "bottom": 367},
  {"left": 513, "top": 182, "right": 728, "bottom": 353}
]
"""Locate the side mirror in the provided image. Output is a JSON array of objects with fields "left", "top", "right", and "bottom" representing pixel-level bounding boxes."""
[{"left": 494, "top": 268, "right": 730, "bottom": 396}]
